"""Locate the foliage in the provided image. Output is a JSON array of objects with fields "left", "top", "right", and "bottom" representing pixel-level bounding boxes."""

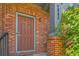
[
  {"left": 49, "top": 31, "right": 63, "bottom": 36},
  {"left": 62, "top": 6, "right": 79, "bottom": 56}
]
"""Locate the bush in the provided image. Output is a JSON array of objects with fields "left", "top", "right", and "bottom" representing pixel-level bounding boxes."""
[{"left": 62, "top": 7, "right": 79, "bottom": 56}]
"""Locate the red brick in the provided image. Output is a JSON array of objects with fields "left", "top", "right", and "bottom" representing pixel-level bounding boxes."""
[{"left": 0, "top": 4, "right": 49, "bottom": 56}]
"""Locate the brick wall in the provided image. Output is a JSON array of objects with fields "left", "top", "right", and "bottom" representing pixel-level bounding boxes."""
[
  {"left": 0, "top": 3, "right": 50, "bottom": 56},
  {"left": 47, "top": 36, "right": 64, "bottom": 56},
  {"left": 0, "top": 4, "right": 3, "bottom": 33}
]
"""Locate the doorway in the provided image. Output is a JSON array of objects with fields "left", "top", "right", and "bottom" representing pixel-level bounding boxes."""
[{"left": 16, "top": 13, "right": 36, "bottom": 53}]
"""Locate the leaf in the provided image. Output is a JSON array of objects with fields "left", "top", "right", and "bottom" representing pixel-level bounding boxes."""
[{"left": 62, "top": 6, "right": 79, "bottom": 56}]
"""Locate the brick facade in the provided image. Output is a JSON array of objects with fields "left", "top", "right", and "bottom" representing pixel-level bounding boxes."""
[{"left": 0, "top": 4, "right": 50, "bottom": 56}]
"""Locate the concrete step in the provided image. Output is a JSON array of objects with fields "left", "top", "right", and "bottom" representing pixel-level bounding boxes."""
[{"left": 33, "top": 53, "right": 47, "bottom": 56}]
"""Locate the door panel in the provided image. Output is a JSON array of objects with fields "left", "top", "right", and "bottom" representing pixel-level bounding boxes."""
[{"left": 18, "top": 15, "right": 34, "bottom": 51}]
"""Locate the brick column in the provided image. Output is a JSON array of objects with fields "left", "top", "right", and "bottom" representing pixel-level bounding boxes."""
[{"left": 47, "top": 36, "right": 64, "bottom": 56}]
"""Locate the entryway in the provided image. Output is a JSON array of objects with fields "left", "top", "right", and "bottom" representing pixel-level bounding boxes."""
[{"left": 16, "top": 13, "right": 36, "bottom": 54}]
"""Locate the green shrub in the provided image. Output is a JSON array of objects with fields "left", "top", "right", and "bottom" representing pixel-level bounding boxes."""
[{"left": 62, "top": 7, "right": 79, "bottom": 56}]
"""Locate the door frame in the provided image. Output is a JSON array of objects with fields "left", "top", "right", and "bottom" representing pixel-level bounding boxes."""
[{"left": 16, "top": 12, "right": 36, "bottom": 53}]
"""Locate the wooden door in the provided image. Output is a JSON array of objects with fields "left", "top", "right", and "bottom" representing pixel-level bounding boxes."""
[{"left": 17, "top": 15, "right": 34, "bottom": 52}]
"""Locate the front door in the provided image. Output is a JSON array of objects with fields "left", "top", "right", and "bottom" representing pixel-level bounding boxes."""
[{"left": 16, "top": 13, "right": 36, "bottom": 53}]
